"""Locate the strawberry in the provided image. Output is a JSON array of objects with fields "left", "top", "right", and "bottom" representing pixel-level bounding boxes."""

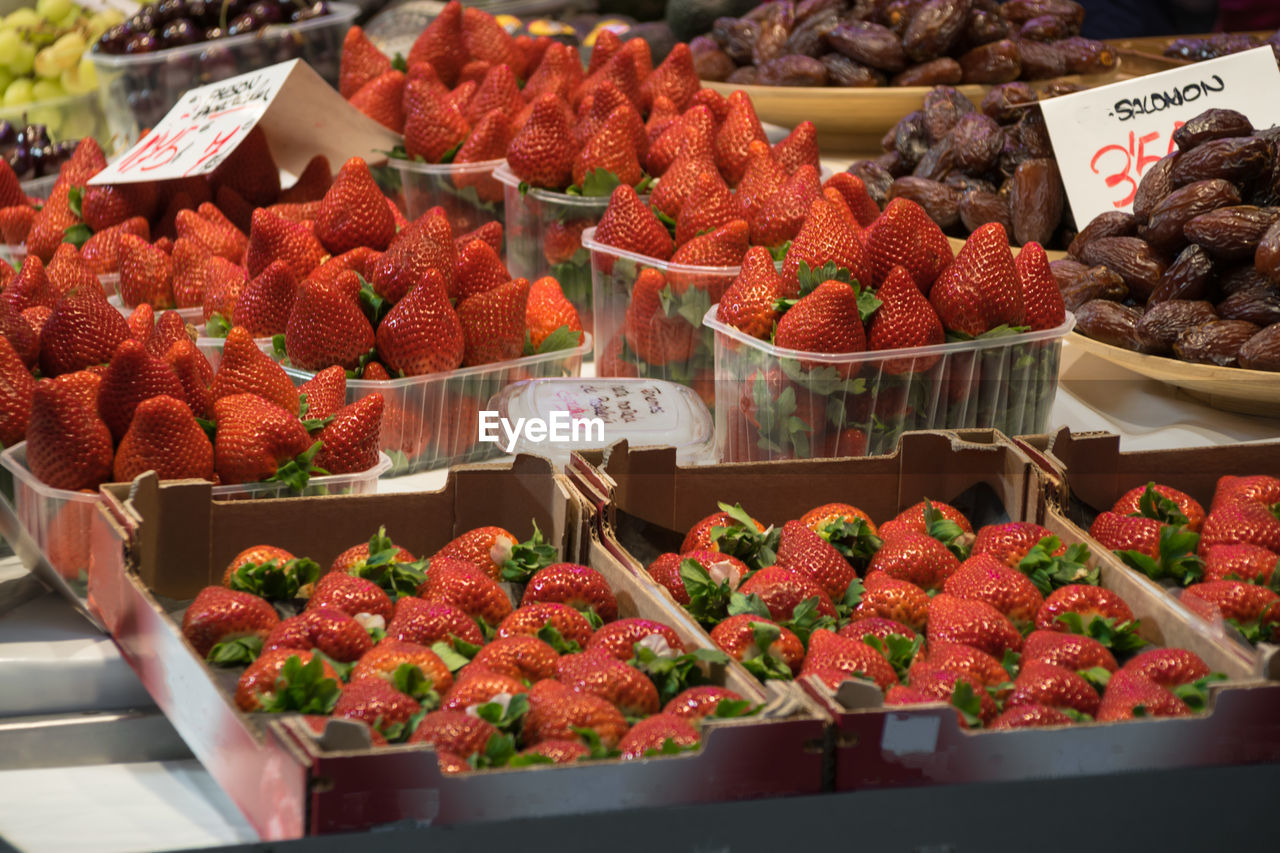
[
  {"left": 867, "top": 265, "right": 946, "bottom": 372},
  {"left": 523, "top": 678, "right": 629, "bottom": 748},
  {"left": 116, "top": 235, "right": 173, "bottom": 309},
  {"left": 738, "top": 565, "right": 837, "bottom": 622},
  {"left": 112, "top": 394, "right": 214, "bottom": 483},
  {"left": 456, "top": 277, "right": 528, "bottom": 366},
  {"left": 387, "top": 597, "right": 482, "bottom": 648},
  {"left": 1202, "top": 543, "right": 1279, "bottom": 584},
  {"left": 680, "top": 505, "right": 769, "bottom": 556},
  {"left": 586, "top": 618, "right": 686, "bottom": 662},
  {"left": 466, "top": 65, "right": 522, "bottom": 126},
  {"left": 1034, "top": 585, "right": 1140, "bottom": 647},
  {"left": 125, "top": 304, "right": 154, "bottom": 347},
  {"left": 595, "top": 184, "right": 674, "bottom": 262},
  {"left": 330, "top": 529, "right": 417, "bottom": 580},
  {"left": 297, "top": 366, "right": 346, "bottom": 423},
  {"left": 453, "top": 109, "right": 510, "bottom": 190},
  {"left": 930, "top": 222, "right": 1025, "bottom": 336},
  {"left": 456, "top": 220, "right": 503, "bottom": 259},
  {"left": 868, "top": 531, "right": 961, "bottom": 592},
  {"left": 1096, "top": 669, "right": 1190, "bottom": 722},
  {"left": 772, "top": 121, "right": 820, "bottom": 175},
  {"left": 716, "top": 246, "right": 786, "bottom": 340},
  {"left": 407, "top": 0, "right": 465, "bottom": 86},
  {"left": 213, "top": 186, "right": 255, "bottom": 234},
  {"left": 308, "top": 573, "right": 393, "bottom": 622},
  {"left": 670, "top": 218, "right": 750, "bottom": 268},
  {"left": 1008, "top": 660, "right": 1100, "bottom": 716},
  {"left": 645, "top": 94, "right": 680, "bottom": 143},
  {"left": 265, "top": 606, "right": 375, "bottom": 663},
  {"left": 575, "top": 84, "right": 646, "bottom": 156},
  {"left": 622, "top": 267, "right": 697, "bottom": 365},
  {"left": 773, "top": 280, "right": 869, "bottom": 365},
  {"left": 173, "top": 209, "right": 246, "bottom": 263},
  {"left": 776, "top": 519, "right": 858, "bottom": 601},
  {"left": 0, "top": 336, "right": 33, "bottom": 446},
  {"left": 802, "top": 628, "right": 898, "bottom": 689},
  {"left": 824, "top": 173, "right": 881, "bottom": 229},
  {"left": 285, "top": 276, "right": 377, "bottom": 372},
  {"left": 26, "top": 377, "right": 114, "bottom": 490},
  {"left": 516, "top": 739, "right": 588, "bottom": 764},
  {"left": 234, "top": 649, "right": 341, "bottom": 713},
  {"left": 163, "top": 338, "right": 215, "bottom": 419},
  {"left": 556, "top": 649, "right": 660, "bottom": 715},
  {"left": 521, "top": 42, "right": 582, "bottom": 104},
  {"left": 302, "top": 715, "right": 387, "bottom": 747},
  {"left": 928, "top": 592, "right": 1023, "bottom": 656},
  {"left": 910, "top": 643, "right": 1005, "bottom": 689},
  {"left": 243, "top": 208, "right": 327, "bottom": 281},
  {"left": 1112, "top": 482, "right": 1205, "bottom": 532},
  {"left": 640, "top": 43, "right": 699, "bottom": 112},
  {"left": 507, "top": 94, "right": 577, "bottom": 189},
  {"left": 971, "top": 522, "right": 1064, "bottom": 567},
  {"left": 462, "top": 6, "right": 519, "bottom": 68},
  {"left": 942, "top": 552, "right": 1044, "bottom": 629},
  {"left": 418, "top": 557, "right": 513, "bottom": 627},
  {"left": 93, "top": 337, "right": 183, "bottom": 441},
  {"left": 522, "top": 563, "right": 618, "bottom": 623},
  {"left": 729, "top": 142, "right": 785, "bottom": 227},
  {"left": 1181, "top": 580, "right": 1280, "bottom": 643},
  {"left": 1201, "top": 498, "right": 1280, "bottom": 553},
  {"left": 280, "top": 155, "right": 333, "bottom": 205},
  {"left": 864, "top": 198, "right": 954, "bottom": 291},
  {"left": 350, "top": 639, "right": 454, "bottom": 700},
  {"left": 314, "top": 393, "right": 383, "bottom": 475},
  {"left": 47, "top": 244, "right": 101, "bottom": 303},
  {"left": 0, "top": 160, "right": 24, "bottom": 208},
  {"left": 332, "top": 679, "right": 422, "bottom": 740},
  {"left": 24, "top": 190, "right": 78, "bottom": 263},
  {"left": 714, "top": 90, "right": 767, "bottom": 186},
  {"left": 376, "top": 271, "right": 466, "bottom": 375},
  {"left": 148, "top": 311, "right": 190, "bottom": 360},
  {"left": 901, "top": 668, "right": 999, "bottom": 727},
  {"left": 650, "top": 108, "right": 717, "bottom": 184},
  {"left": 3, "top": 256, "right": 52, "bottom": 313},
  {"left": 18, "top": 305, "right": 49, "bottom": 341},
  {"left": 991, "top": 703, "right": 1074, "bottom": 729},
  {"left": 406, "top": 709, "right": 496, "bottom": 757},
  {"left": 434, "top": 525, "right": 529, "bottom": 580},
  {"left": 0, "top": 205, "right": 35, "bottom": 245},
  {"left": 211, "top": 393, "right": 316, "bottom": 486},
  {"left": 171, "top": 242, "right": 214, "bottom": 311},
  {"left": 441, "top": 666, "right": 528, "bottom": 711},
  {"left": 883, "top": 500, "right": 973, "bottom": 539},
  {"left": 308, "top": 247, "right": 382, "bottom": 290},
  {"left": 1090, "top": 510, "right": 1202, "bottom": 585},
  {"left": 1212, "top": 475, "right": 1280, "bottom": 511},
  {"left": 232, "top": 260, "right": 296, "bottom": 338},
  {"left": 211, "top": 125, "right": 281, "bottom": 208},
  {"left": 618, "top": 713, "right": 699, "bottom": 759},
  {"left": 572, "top": 117, "right": 644, "bottom": 194},
  {"left": 453, "top": 239, "right": 511, "bottom": 301},
  {"left": 1015, "top": 241, "right": 1067, "bottom": 331},
  {"left": 213, "top": 326, "right": 301, "bottom": 416},
  {"left": 497, "top": 602, "right": 594, "bottom": 652},
  {"left": 1022, "top": 629, "right": 1118, "bottom": 672},
  {"left": 710, "top": 613, "right": 804, "bottom": 679},
  {"left": 751, "top": 164, "right": 824, "bottom": 248},
  {"left": 81, "top": 183, "right": 158, "bottom": 233},
  {"left": 840, "top": 616, "right": 918, "bottom": 645},
  {"left": 221, "top": 544, "right": 309, "bottom": 589},
  {"left": 664, "top": 685, "right": 747, "bottom": 721},
  {"left": 0, "top": 294, "right": 39, "bottom": 372},
  {"left": 645, "top": 553, "right": 693, "bottom": 605},
  {"left": 671, "top": 170, "right": 736, "bottom": 247},
  {"left": 1120, "top": 647, "right": 1210, "bottom": 687},
  {"left": 574, "top": 49, "right": 641, "bottom": 114},
  {"left": 315, "top": 157, "right": 396, "bottom": 256},
  {"left": 781, "top": 196, "right": 871, "bottom": 290},
  {"left": 469, "top": 635, "right": 559, "bottom": 682},
  {"left": 181, "top": 586, "right": 279, "bottom": 658},
  {"left": 340, "top": 26, "right": 392, "bottom": 99},
  {"left": 526, "top": 276, "right": 583, "bottom": 348}
]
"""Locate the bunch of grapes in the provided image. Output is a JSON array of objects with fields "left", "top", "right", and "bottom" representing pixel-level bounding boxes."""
[
  {"left": 95, "top": 0, "right": 332, "bottom": 56},
  {"left": 0, "top": 0, "right": 121, "bottom": 106}
]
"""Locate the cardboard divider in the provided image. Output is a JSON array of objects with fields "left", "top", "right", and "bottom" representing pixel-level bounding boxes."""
[
  {"left": 87, "top": 456, "right": 825, "bottom": 838},
  {"left": 580, "top": 429, "right": 1280, "bottom": 790}
]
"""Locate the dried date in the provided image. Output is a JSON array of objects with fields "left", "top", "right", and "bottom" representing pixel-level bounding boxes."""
[
  {"left": 1150, "top": 243, "right": 1214, "bottom": 303},
  {"left": 1134, "top": 300, "right": 1218, "bottom": 354},
  {"left": 959, "top": 39, "right": 1022, "bottom": 84},
  {"left": 1055, "top": 36, "right": 1115, "bottom": 74},
  {"left": 727, "top": 66, "right": 759, "bottom": 84},
  {"left": 1002, "top": 0, "right": 1084, "bottom": 24},
  {"left": 1182, "top": 205, "right": 1280, "bottom": 260},
  {"left": 1015, "top": 39, "right": 1068, "bottom": 79},
  {"left": 875, "top": 150, "right": 911, "bottom": 177},
  {"left": 891, "top": 57, "right": 965, "bottom": 86},
  {"left": 1218, "top": 264, "right": 1270, "bottom": 297},
  {"left": 1132, "top": 154, "right": 1178, "bottom": 224},
  {"left": 690, "top": 37, "right": 736, "bottom": 81},
  {"left": 753, "top": 4, "right": 795, "bottom": 67},
  {"left": 923, "top": 85, "right": 975, "bottom": 142},
  {"left": 1171, "top": 109, "right": 1253, "bottom": 153},
  {"left": 1075, "top": 299, "right": 1146, "bottom": 351},
  {"left": 827, "top": 21, "right": 907, "bottom": 72},
  {"left": 1143, "top": 178, "right": 1241, "bottom": 255},
  {"left": 1036, "top": 80, "right": 1086, "bottom": 99},
  {"left": 902, "top": 0, "right": 971, "bottom": 63},
  {"left": 981, "top": 82, "right": 1036, "bottom": 122},
  {"left": 877, "top": 0, "right": 925, "bottom": 35},
  {"left": 959, "top": 189, "right": 1012, "bottom": 232},
  {"left": 1077, "top": 236, "right": 1168, "bottom": 301},
  {"left": 963, "top": 6, "right": 1009, "bottom": 48},
  {"left": 849, "top": 160, "right": 895, "bottom": 205},
  {"left": 913, "top": 136, "right": 956, "bottom": 181},
  {"left": 1217, "top": 283, "right": 1280, "bottom": 327},
  {"left": 1010, "top": 158, "right": 1063, "bottom": 246},
  {"left": 1015, "top": 109, "right": 1053, "bottom": 158},
  {"left": 796, "top": 0, "right": 841, "bottom": 19},
  {"left": 1169, "top": 136, "right": 1272, "bottom": 188},
  {"left": 1173, "top": 320, "right": 1261, "bottom": 366},
  {"left": 945, "top": 173, "right": 997, "bottom": 194},
  {"left": 820, "top": 54, "right": 885, "bottom": 86},
  {"left": 713, "top": 18, "right": 759, "bottom": 64},
  {"left": 893, "top": 110, "right": 931, "bottom": 168},
  {"left": 757, "top": 55, "right": 830, "bottom": 85},
  {"left": 785, "top": 9, "right": 839, "bottom": 57},
  {"left": 1239, "top": 323, "right": 1280, "bottom": 371},
  {"left": 1019, "top": 14, "right": 1074, "bottom": 41},
  {"left": 950, "top": 112, "right": 1003, "bottom": 172},
  {"left": 888, "top": 177, "right": 962, "bottom": 228},
  {"left": 1067, "top": 211, "right": 1136, "bottom": 258},
  {"left": 1051, "top": 261, "right": 1128, "bottom": 310},
  {"left": 1256, "top": 218, "right": 1280, "bottom": 283}
]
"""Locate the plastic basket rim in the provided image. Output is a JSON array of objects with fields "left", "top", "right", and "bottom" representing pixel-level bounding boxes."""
[
  {"left": 87, "top": 1, "right": 360, "bottom": 66},
  {"left": 388, "top": 156, "right": 505, "bottom": 176},
  {"left": 0, "top": 89, "right": 99, "bottom": 114},
  {"left": 0, "top": 441, "right": 393, "bottom": 502},
  {"left": 581, "top": 226, "right": 746, "bottom": 277},
  {"left": 704, "top": 306, "right": 1076, "bottom": 362},
  {"left": 108, "top": 292, "right": 203, "bottom": 321},
  {"left": 282, "top": 331, "right": 594, "bottom": 387},
  {"left": 493, "top": 161, "right": 624, "bottom": 208}
]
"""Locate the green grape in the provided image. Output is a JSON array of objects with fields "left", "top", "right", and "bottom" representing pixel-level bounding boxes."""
[
  {"left": 59, "top": 103, "right": 93, "bottom": 140},
  {"left": 4, "top": 9, "right": 42, "bottom": 30},
  {"left": 32, "top": 77, "right": 63, "bottom": 101},
  {"left": 0, "top": 29, "right": 21, "bottom": 68},
  {"left": 33, "top": 46, "right": 60, "bottom": 80},
  {"left": 49, "top": 31, "right": 83, "bottom": 71},
  {"left": 36, "top": 0, "right": 75, "bottom": 23},
  {"left": 3, "top": 78, "right": 34, "bottom": 107},
  {"left": 0, "top": 69, "right": 12, "bottom": 96},
  {"left": 27, "top": 105, "right": 62, "bottom": 136},
  {"left": 86, "top": 10, "right": 122, "bottom": 43},
  {"left": 60, "top": 57, "right": 95, "bottom": 95},
  {"left": 9, "top": 42, "right": 35, "bottom": 76}
]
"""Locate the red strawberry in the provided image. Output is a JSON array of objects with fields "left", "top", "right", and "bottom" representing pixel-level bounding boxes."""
[
  {"left": 26, "top": 377, "right": 114, "bottom": 490},
  {"left": 243, "top": 208, "right": 327, "bottom": 281},
  {"left": 910, "top": 642, "right": 1006, "bottom": 689},
  {"left": 714, "top": 90, "right": 768, "bottom": 185},
  {"left": 670, "top": 218, "right": 749, "bottom": 268},
  {"left": 868, "top": 531, "right": 960, "bottom": 592},
  {"left": 0, "top": 205, "right": 35, "bottom": 245},
  {"left": 455, "top": 220, "right": 503, "bottom": 258},
  {"left": 466, "top": 65, "right": 522, "bottom": 125},
  {"left": 433, "top": 526, "right": 525, "bottom": 580},
  {"left": 1008, "top": 660, "right": 1100, "bottom": 716},
  {"left": 469, "top": 635, "right": 558, "bottom": 682},
  {"left": 618, "top": 713, "right": 699, "bottom": 759},
  {"left": 773, "top": 121, "right": 820, "bottom": 175},
  {"left": 297, "top": 366, "right": 346, "bottom": 423},
  {"left": 854, "top": 575, "right": 931, "bottom": 632},
  {"left": 774, "top": 280, "right": 869, "bottom": 365},
  {"left": 507, "top": 94, "right": 577, "bottom": 189},
  {"left": 1201, "top": 498, "right": 1280, "bottom": 553},
  {"left": 1202, "top": 543, "right": 1278, "bottom": 584},
  {"left": 314, "top": 393, "right": 383, "bottom": 475},
  {"left": 406, "top": 0, "right": 465, "bottom": 85},
  {"left": 235, "top": 649, "right": 340, "bottom": 712},
  {"left": 125, "top": 304, "right": 154, "bottom": 346},
  {"left": 211, "top": 125, "right": 280, "bottom": 208},
  {"left": 351, "top": 639, "right": 454, "bottom": 697},
  {"left": 453, "top": 109, "right": 510, "bottom": 182},
  {"left": 991, "top": 703, "right": 1074, "bottom": 729},
  {"left": 1096, "top": 669, "right": 1190, "bottom": 722},
  {"left": 181, "top": 586, "right": 279, "bottom": 658},
  {"left": 387, "top": 597, "right": 482, "bottom": 648},
  {"left": 340, "top": 25, "right": 392, "bottom": 98},
  {"left": 715, "top": 246, "right": 786, "bottom": 340},
  {"left": 930, "top": 222, "right": 1025, "bottom": 336},
  {"left": 266, "top": 606, "right": 375, "bottom": 663},
  {"left": 927, "top": 592, "right": 1023, "bottom": 656},
  {"left": 1180, "top": 580, "right": 1280, "bottom": 643},
  {"left": 0, "top": 160, "right": 24, "bottom": 208},
  {"left": 116, "top": 235, "right": 174, "bottom": 309},
  {"left": 586, "top": 618, "right": 686, "bottom": 661},
  {"left": 645, "top": 94, "right": 680, "bottom": 144},
  {"left": 406, "top": 709, "right": 496, "bottom": 757},
  {"left": 522, "top": 563, "right": 618, "bottom": 623},
  {"left": 211, "top": 393, "right": 314, "bottom": 486},
  {"left": 867, "top": 265, "right": 946, "bottom": 372},
  {"left": 972, "top": 522, "right": 1065, "bottom": 567},
  {"left": 673, "top": 171, "right": 737, "bottom": 247},
  {"left": 441, "top": 666, "right": 528, "bottom": 711},
  {"left": 710, "top": 613, "right": 804, "bottom": 679},
  {"left": 572, "top": 116, "right": 644, "bottom": 193},
  {"left": 315, "top": 157, "right": 396, "bottom": 255},
  {"left": 456, "top": 277, "right": 528, "bottom": 366},
  {"left": 1022, "top": 629, "right": 1118, "bottom": 672},
  {"left": 0, "top": 336, "right": 33, "bottom": 446},
  {"left": 1211, "top": 475, "right": 1280, "bottom": 511},
  {"left": 521, "top": 42, "right": 582, "bottom": 104},
  {"left": 233, "top": 260, "right": 297, "bottom": 338},
  {"left": 776, "top": 519, "right": 858, "bottom": 601},
  {"left": 840, "top": 616, "right": 919, "bottom": 645},
  {"left": 1034, "top": 584, "right": 1136, "bottom": 634},
  {"left": 213, "top": 326, "right": 301, "bottom": 416},
  {"left": 751, "top": 165, "right": 824, "bottom": 248},
  {"left": 664, "top": 685, "right": 747, "bottom": 721},
  {"left": 147, "top": 311, "right": 190, "bottom": 360},
  {"left": 942, "top": 552, "right": 1044, "bottom": 629},
  {"left": 371, "top": 211, "right": 456, "bottom": 304},
  {"left": 172, "top": 241, "right": 216, "bottom": 311},
  {"left": 330, "top": 530, "right": 416, "bottom": 575},
  {"left": 903, "top": 668, "right": 1000, "bottom": 727},
  {"left": 163, "top": 338, "right": 215, "bottom": 419},
  {"left": 497, "top": 602, "right": 594, "bottom": 650},
  {"left": 24, "top": 190, "right": 78, "bottom": 263},
  {"left": 573, "top": 48, "right": 641, "bottom": 113},
  {"left": 81, "top": 183, "right": 158, "bottom": 233},
  {"left": 780, "top": 197, "right": 872, "bottom": 293},
  {"left": 802, "top": 628, "right": 898, "bottom": 689},
  {"left": 12, "top": 304, "right": 45, "bottom": 355},
  {"left": 47, "top": 244, "right": 101, "bottom": 303},
  {"left": 595, "top": 184, "right": 674, "bottom": 262},
  {"left": 332, "top": 678, "right": 422, "bottom": 738},
  {"left": 739, "top": 565, "right": 838, "bottom": 621},
  {"left": 623, "top": 268, "right": 697, "bottom": 365},
  {"left": 523, "top": 679, "right": 629, "bottom": 748},
  {"left": 285, "top": 275, "right": 377, "bottom": 372},
  {"left": 576, "top": 85, "right": 647, "bottom": 160},
  {"left": 526, "top": 276, "right": 583, "bottom": 348},
  {"left": 3, "top": 256, "right": 52, "bottom": 314},
  {"left": 418, "top": 557, "right": 514, "bottom": 627},
  {"left": 864, "top": 197, "right": 954, "bottom": 290},
  {"left": 556, "top": 649, "right": 660, "bottom": 715},
  {"left": 640, "top": 43, "right": 699, "bottom": 111},
  {"left": 462, "top": 5, "right": 519, "bottom": 67},
  {"left": 1015, "top": 241, "right": 1066, "bottom": 331},
  {"left": 308, "top": 573, "right": 394, "bottom": 623},
  {"left": 280, "top": 155, "right": 333, "bottom": 205},
  {"left": 453, "top": 239, "right": 511, "bottom": 301},
  {"left": 824, "top": 173, "right": 882, "bottom": 229},
  {"left": 111, "top": 391, "right": 214, "bottom": 482},
  {"left": 352, "top": 71, "right": 406, "bottom": 132},
  {"left": 1120, "top": 647, "right": 1209, "bottom": 687},
  {"left": 1112, "top": 483, "right": 1205, "bottom": 532},
  {"left": 648, "top": 105, "right": 716, "bottom": 179},
  {"left": 174, "top": 209, "right": 246, "bottom": 263}
]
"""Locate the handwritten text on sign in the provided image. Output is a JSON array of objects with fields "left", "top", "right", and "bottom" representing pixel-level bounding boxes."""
[
  {"left": 1040, "top": 47, "right": 1280, "bottom": 227},
  {"left": 89, "top": 60, "right": 297, "bottom": 185}
]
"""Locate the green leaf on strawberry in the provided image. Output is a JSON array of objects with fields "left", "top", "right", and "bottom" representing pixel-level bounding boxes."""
[
  {"left": 438, "top": 141, "right": 463, "bottom": 165},
  {"left": 737, "top": 620, "right": 795, "bottom": 681},
  {"left": 783, "top": 596, "right": 836, "bottom": 646},
  {"left": 429, "top": 641, "right": 472, "bottom": 673},
  {"left": 728, "top": 591, "right": 772, "bottom": 620},
  {"left": 227, "top": 556, "right": 321, "bottom": 601},
  {"left": 1001, "top": 648, "right": 1021, "bottom": 680},
  {"left": 500, "top": 520, "right": 557, "bottom": 583},
  {"left": 390, "top": 662, "right": 440, "bottom": 707},
  {"left": 1115, "top": 526, "right": 1203, "bottom": 586},
  {"left": 260, "top": 654, "right": 342, "bottom": 714},
  {"left": 1131, "top": 483, "right": 1190, "bottom": 527},
  {"left": 469, "top": 731, "right": 520, "bottom": 769},
  {"left": 838, "top": 577, "right": 866, "bottom": 616},
  {"left": 506, "top": 751, "right": 556, "bottom": 768},
  {"left": 62, "top": 223, "right": 92, "bottom": 248},
  {"left": 570, "top": 168, "right": 628, "bottom": 198},
  {"left": 629, "top": 645, "right": 729, "bottom": 705},
  {"left": 207, "top": 635, "right": 264, "bottom": 666},
  {"left": 642, "top": 738, "right": 700, "bottom": 758},
  {"left": 1017, "top": 537, "right": 1097, "bottom": 595},
  {"left": 67, "top": 185, "right": 83, "bottom": 219},
  {"left": 710, "top": 501, "right": 779, "bottom": 570},
  {"left": 205, "top": 312, "right": 232, "bottom": 338},
  {"left": 272, "top": 334, "right": 288, "bottom": 362},
  {"left": 922, "top": 499, "right": 971, "bottom": 560},
  {"left": 862, "top": 632, "right": 922, "bottom": 682},
  {"left": 1077, "top": 666, "right": 1113, "bottom": 692},
  {"left": 949, "top": 680, "right": 984, "bottom": 729},
  {"left": 1055, "top": 611, "right": 1148, "bottom": 653},
  {"left": 1061, "top": 708, "right": 1093, "bottom": 723},
  {"left": 571, "top": 726, "right": 622, "bottom": 760},
  {"left": 767, "top": 241, "right": 792, "bottom": 263},
  {"left": 473, "top": 693, "right": 530, "bottom": 731},
  {"left": 537, "top": 622, "right": 582, "bottom": 655},
  {"left": 713, "top": 698, "right": 762, "bottom": 718},
  {"left": 680, "top": 558, "right": 735, "bottom": 627},
  {"left": 267, "top": 439, "right": 329, "bottom": 494},
  {"left": 347, "top": 526, "right": 427, "bottom": 599},
  {"left": 525, "top": 325, "right": 583, "bottom": 357},
  {"left": 818, "top": 518, "right": 882, "bottom": 570},
  {"left": 1171, "top": 672, "right": 1228, "bottom": 712}
]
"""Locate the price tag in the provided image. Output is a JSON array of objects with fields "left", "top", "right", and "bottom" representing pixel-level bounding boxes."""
[{"left": 1040, "top": 46, "right": 1280, "bottom": 227}]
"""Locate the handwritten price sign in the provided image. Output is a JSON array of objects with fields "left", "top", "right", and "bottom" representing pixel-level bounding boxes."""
[
  {"left": 1040, "top": 47, "right": 1280, "bottom": 227},
  {"left": 90, "top": 60, "right": 298, "bottom": 185}
]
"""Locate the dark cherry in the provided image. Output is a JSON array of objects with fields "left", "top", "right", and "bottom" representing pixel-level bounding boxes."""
[
  {"left": 248, "top": 2, "right": 282, "bottom": 24},
  {"left": 0, "top": 121, "right": 14, "bottom": 148},
  {"left": 125, "top": 32, "right": 159, "bottom": 53},
  {"left": 161, "top": 18, "right": 199, "bottom": 47},
  {"left": 226, "top": 12, "right": 259, "bottom": 35},
  {"left": 203, "top": 25, "right": 225, "bottom": 40},
  {"left": 155, "top": 0, "right": 186, "bottom": 25}
]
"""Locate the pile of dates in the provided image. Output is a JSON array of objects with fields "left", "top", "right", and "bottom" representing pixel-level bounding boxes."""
[
  {"left": 847, "top": 81, "right": 1074, "bottom": 247},
  {"left": 1057, "top": 107, "right": 1280, "bottom": 373},
  {"left": 690, "top": 0, "right": 1116, "bottom": 88},
  {"left": 1162, "top": 30, "right": 1280, "bottom": 64}
]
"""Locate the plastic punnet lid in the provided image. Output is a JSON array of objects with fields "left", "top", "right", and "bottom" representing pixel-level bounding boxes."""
[{"left": 487, "top": 377, "right": 715, "bottom": 466}]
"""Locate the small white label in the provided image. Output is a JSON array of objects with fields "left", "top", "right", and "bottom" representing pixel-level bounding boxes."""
[
  {"left": 1040, "top": 46, "right": 1280, "bottom": 227},
  {"left": 477, "top": 411, "right": 605, "bottom": 454},
  {"left": 880, "top": 712, "right": 941, "bottom": 756},
  {"left": 533, "top": 382, "right": 680, "bottom": 432}
]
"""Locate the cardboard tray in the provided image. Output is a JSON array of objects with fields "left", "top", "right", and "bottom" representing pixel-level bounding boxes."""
[
  {"left": 569, "top": 430, "right": 1280, "bottom": 791},
  {"left": 87, "top": 456, "right": 826, "bottom": 839},
  {"left": 1017, "top": 427, "right": 1280, "bottom": 678}
]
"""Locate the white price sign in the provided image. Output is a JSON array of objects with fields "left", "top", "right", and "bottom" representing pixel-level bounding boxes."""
[{"left": 1039, "top": 46, "right": 1280, "bottom": 227}]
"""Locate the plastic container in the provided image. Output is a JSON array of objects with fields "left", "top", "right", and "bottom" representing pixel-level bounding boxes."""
[
  {"left": 89, "top": 2, "right": 359, "bottom": 149},
  {"left": 705, "top": 307, "right": 1075, "bottom": 461},
  {"left": 0, "top": 243, "right": 25, "bottom": 269},
  {"left": 582, "top": 226, "right": 739, "bottom": 413},
  {"left": 487, "top": 377, "right": 716, "bottom": 467},
  {"left": 0, "top": 441, "right": 390, "bottom": 592},
  {"left": 379, "top": 156, "right": 505, "bottom": 233},
  {"left": 496, "top": 162, "right": 613, "bottom": 344},
  {"left": 21, "top": 174, "right": 58, "bottom": 201},
  {"left": 109, "top": 292, "right": 202, "bottom": 324},
  {"left": 284, "top": 334, "right": 592, "bottom": 476},
  {"left": 196, "top": 330, "right": 280, "bottom": 371},
  {"left": 0, "top": 90, "right": 112, "bottom": 151}
]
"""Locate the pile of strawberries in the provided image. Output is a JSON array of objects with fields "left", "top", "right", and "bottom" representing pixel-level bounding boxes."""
[
  {"left": 642, "top": 498, "right": 1226, "bottom": 729},
  {"left": 1091, "top": 477, "right": 1280, "bottom": 644},
  {"left": 181, "top": 524, "right": 758, "bottom": 769}
]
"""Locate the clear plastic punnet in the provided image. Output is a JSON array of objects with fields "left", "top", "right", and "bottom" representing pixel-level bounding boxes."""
[
  {"left": 487, "top": 376, "right": 716, "bottom": 467},
  {"left": 705, "top": 306, "right": 1075, "bottom": 461},
  {"left": 283, "top": 334, "right": 592, "bottom": 476},
  {"left": 377, "top": 156, "right": 505, "bottom": 233}
]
